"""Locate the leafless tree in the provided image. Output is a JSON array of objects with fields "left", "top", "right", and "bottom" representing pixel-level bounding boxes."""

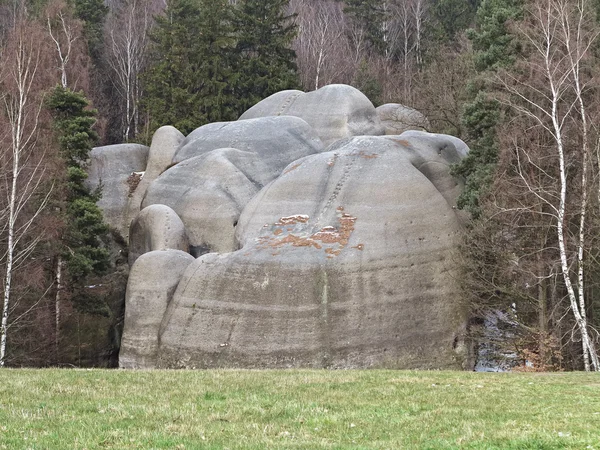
[
  {"left": 104, "top": 0, "right": 153, "bottom": 141},
  {"left": 497, "top": 0, "right": 600, "bottom": 370},
  {"left": 291, "top": 0, "right": 351, "bottom": 90},
  {"left": 0, "top": 15, "right": 56, "bottom": 367},
  {"left": 47, "top": 6, "right": 77, "bottom": 88}
]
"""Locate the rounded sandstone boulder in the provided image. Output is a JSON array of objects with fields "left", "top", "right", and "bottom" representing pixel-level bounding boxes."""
[
  {"left": 174, "top": 115, "right": 324, "bottom": 168},
  {"left": 143, "top": 116, "right": 325, "bottom": 256},
  {"left": 124, "top": 126, "right": 185, "bottom": 239},
  {"left": 156, "top": 135, "right": 470, "bottom": 370},
  {"left": 239, "top": 84, "right": 385, "bottom": 146},
  {"left": 128, "top": 204, "right": 189, "bottom": 265},
  {"left": 376, "top": 103, "right": 430, "bottom": 135},
  {"left": 119, "top": 249, "right": 195, "bottom": 369},
  {"left": 87, "top": 144, "right": 149, "bottom": 238}
]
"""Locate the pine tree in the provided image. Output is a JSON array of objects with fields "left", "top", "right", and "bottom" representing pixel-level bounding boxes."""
[
  {"left": 430, "top": 0, "right": 480, "bottom": 42},
  {"left": 467, "top": 0, "right": 522, "bottom": 71},
  {"left": 143, "top": 0, "right": 239, "bottom": 136},
  {"left": 452, "top": 0, "right": 522, "bottom": 217},
  {"left": 343, "top": 0, "right": 386, "bottom": 54},
  {"left": 73, "top": 0, "right": 108, "bottom": 61},
  {"left": 46, "top": 86, "right": 111, "bottom": 315},
  {"left": 452, "top": 90, "right": 500, "bottom": 217},
  {"left": 234, "top": 0, "right": 299, "bottom": 111}
]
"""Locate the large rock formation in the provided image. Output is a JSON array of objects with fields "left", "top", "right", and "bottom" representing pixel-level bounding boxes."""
[
  {"left": 124, "top": 126, "right": 185, "bottom": 239},
  {"left": 143, "top": 116, "right": 324, "bottom": 255},
  {"left": 239, "top": 84, "right": 385, "bottom": 145},
  {"left": 156, "top": 136, "right": 467, "bottom": 369},
  {"left": 87, "top": 144, "right": 149, "bottom": 238},
  {"left": 112, "top": 84, "right": 471, "bottom": 370}
]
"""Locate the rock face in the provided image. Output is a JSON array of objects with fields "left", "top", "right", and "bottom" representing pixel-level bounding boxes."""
[
  {"left": 239, "top": 84, "right": 385, "bottom": 146},
  {"left": 143, "top": 116, "right": 324, "bottom": 255},
  {"left": 115, "top": 84, "right": 472, "bottom": 370},
  {"left": 128, "top": 204, "right": 188, "bottom": 265},
  {"left": 376, "top": 103, "right": 430, "bottom": 135},
  {"left": 87, "top": 144, "right": 149, "bottom": 237},
  {"left": 156, "top": 135, "right": 468, "bottom": 369},
  {"left": 124, "top": 126, "right": 185, "bottom": 239},
  {"left": 119, "top": 250, "right": 195, "bottom": 369}
]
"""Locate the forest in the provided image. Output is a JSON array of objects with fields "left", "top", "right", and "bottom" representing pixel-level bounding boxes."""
[{"left": 0, "top": 0, "right": 599, "bottom": 371}]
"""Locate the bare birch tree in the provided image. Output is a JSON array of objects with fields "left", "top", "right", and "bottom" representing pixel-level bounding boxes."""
[
  {"left": 498, "top": 0, "right": 600, "bottom": 370},
  {"left": 104, "top": 0, "right": 153, "bottom": 141},
  {"left": 47, "top": 8, "right": 76, "bottom": 88},
  {"left": 0, "top": 17, "right": 55, "bottom": 367},
  {"left": 291, "top": 0, "right": 350, "bottom": 90}
]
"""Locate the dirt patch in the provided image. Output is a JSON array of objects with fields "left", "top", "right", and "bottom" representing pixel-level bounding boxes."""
[{"left": 126, "top": 172, "right": 144, "bottom": 197}]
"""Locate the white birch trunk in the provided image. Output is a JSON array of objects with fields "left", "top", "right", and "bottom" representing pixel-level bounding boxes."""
[
  {"left": 0, "top": 21, "right": 51, "bottom": 368},
  {"left": 54, "top": 256, "right": 63, "bottom": 355},
  {"left": 500, "top": 0, "right": 600, "bottom": 370},
  {"left": 47, "top": 11, "right": 75, "bottom": 89},
  {"left": 0, "top": 147, "right": 19, "bottom": 367}
]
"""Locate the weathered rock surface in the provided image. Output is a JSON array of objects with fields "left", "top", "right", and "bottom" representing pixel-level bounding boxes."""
[
  {"left": 401, "top": 130, "right": 470, "bottom": 159},
  {"left": 124, "top": 126, "right": 184, "bottom": 239},
  {"left": 113, "top": 85, "right": 472, "bottom": 371},
  {"left": 155, "top": 135, "right": 469, "bottom": 369},
  {"left": 143, "top": 116, "right": 324, "bottom": 255},
  {"left": 128, "top": 204, "right": 189, "bottom": 265},
  {"left": 87, "top": 144, "right": 149, "bottom": 238},
  {"left": 119, "top": 250, "right": 195, "bottom": 369},
  {"left": 239, "top": 84, "right": 385, "bottom": 146},
  {"left": 376, "top": 103, "right": 430, "bottom": 135},
  {"left": 174, "top": 115, "right": 323, "bottom": 166}
]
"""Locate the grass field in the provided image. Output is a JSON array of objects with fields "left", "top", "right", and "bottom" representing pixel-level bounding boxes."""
[{"left": 0, "top": 370, "right": 598, "bottom": 449}]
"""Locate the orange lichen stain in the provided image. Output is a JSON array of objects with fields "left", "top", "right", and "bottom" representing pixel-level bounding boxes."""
[
  {"left": 272, "top": 234, "right": 322, "bottom": 250},
  {"left": 257, "top": 208, "right": 357, "bottom": 258},
  {"left": 284, "top": 163, "right": 302, "bottom": 174},
  {"left": 390, "top": 138, "right": 412, "bottom": 148},
  {"left": 352, "top": 243, "right": 364, "bottom": 251},
  {"left": 357, "top": 150, "right": 378, "bottom": 159},
  {"left": 310, "top": 212, "right": 357, "bottom": 250}
]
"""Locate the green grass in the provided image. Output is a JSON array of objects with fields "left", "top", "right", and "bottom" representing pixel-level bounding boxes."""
[{"left": 0, "top": 370, "right": 599, "bottom": 449}]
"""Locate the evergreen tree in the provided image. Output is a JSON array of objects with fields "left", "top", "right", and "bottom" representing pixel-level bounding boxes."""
[
  {"left": 343, "top": 0, "right": 386, "bottom": 54},
  {"left": 46, "top": 86, "right": 111, "bottom": 315},
  {"left": 73, "top": 0, "right": 108, "bottom": 61},
  {"left": 143, "top": 0, "right": 239, "bottom": 136},
  {"left": 467, "top": 0, "right": 522, "bottom": 71},
  {"left": 430, "top": 0, "right": 480, "bottom": 42},
  {"left": 452, "top": 90, "right": 500, "bottom": 217},
  {"left": 233, "top": 0, "right": 299, "bottom": 112},
  {"left": 452, "top": 0, "right": 522, "bottom": 217}
]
